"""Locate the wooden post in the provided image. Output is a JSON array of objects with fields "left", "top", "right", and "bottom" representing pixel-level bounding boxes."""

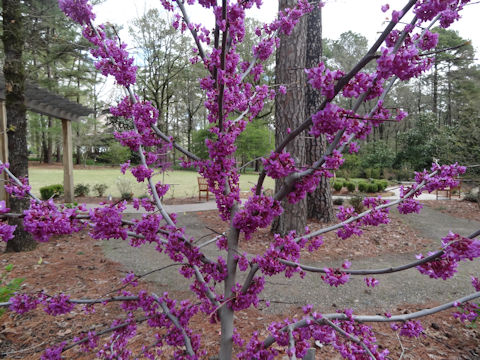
[
  {"left": 62, "top": 119, "right": 74, "bottom": 202},
  {"left": 0, "top": 101, "right": 8, "bottom": 203}
]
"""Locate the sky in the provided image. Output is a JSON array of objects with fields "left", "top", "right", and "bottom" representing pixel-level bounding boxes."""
[
  {"left": 92, "top": 0, "right": 480, "bottom": 100},
  {"left": 94, "top": 0, "right": 480, "bottom": 50}
]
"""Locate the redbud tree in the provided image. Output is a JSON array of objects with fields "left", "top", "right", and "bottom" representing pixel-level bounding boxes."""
[{"left": 0, "top": 0, "right": 479, "bottom": 359}]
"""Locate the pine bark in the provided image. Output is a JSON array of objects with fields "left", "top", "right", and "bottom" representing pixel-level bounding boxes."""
[
  {"left": 2, "top": 0, "right": 37, "bottom": 252},
  {"left": 271, "top": 0, "right": 307, "bottom": 235},
  {"left": 305, "top": 4, "right": 334, "bottom": 222}
]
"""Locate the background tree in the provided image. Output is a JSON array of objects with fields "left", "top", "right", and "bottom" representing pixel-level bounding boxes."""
[
  {"left": 2, "top": 0, "right": 36, "bottom": 251},
  {"left": 271, "top": 0, "right": 307, "bottom": 235},
  {"left": 305, "top": 3, "right": 334, "bottom": 222}
]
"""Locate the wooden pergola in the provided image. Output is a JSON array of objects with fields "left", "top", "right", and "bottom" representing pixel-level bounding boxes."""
[{"left": 0, "top": 75, "right": 93, "bottom": 202}]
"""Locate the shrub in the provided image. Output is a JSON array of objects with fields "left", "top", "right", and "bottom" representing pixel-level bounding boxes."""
[
  {"left": 333, "top": 181, "right": 343, "bottom": 191},
  {"left": 121, "top": 192, "right": 133, "bottom": 201},
  {"left": 346, "top": 181, "right": 356, "bottom": 192},
  {"left": 99, "top": 141, "right": 132, "bottom": 165},
  {"left": 333, "top": 197, "right": 344, "bottom": 205},
  {"left": 367, "top": 183, "right": 379, "bottom": 193},
  {"left": 394, "top": 168, "right": 412, "bottom": 181},
  {"left": 374, "top": 180, "right": 388, "bottom": 192},
  {"left": 358, "top": 181, "right": 368, "bottom": 192},
  {"left": 116, "top": 177, "right": 133, "bottom": 201},
  {"left": 39, "top": 184, "right": 64, "bottom": 200},
  {"left": 74, "top": 183, "right": 90, "bottom": 197},
  {"left": 349, "top": 194, "right": 364, "bottom": 213},
  {"left": 93, "top": 183, "right": 108, "bottom": 197}
]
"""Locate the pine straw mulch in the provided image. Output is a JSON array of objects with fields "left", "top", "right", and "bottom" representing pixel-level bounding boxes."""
[
  {"left": 0, "top": 200, "right": 479, "bottom": 358},
  {"left": 421, "top": 199, "right": 480, "bottom": 222},
  {"left": 196, "top": 205, "right": 432, "bottom": 261}
]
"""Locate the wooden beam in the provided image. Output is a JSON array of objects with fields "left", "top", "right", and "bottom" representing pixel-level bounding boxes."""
[
  {"left": 62, "top": 119, "right": 74, "bottom": 203},
  {"left": 0, "top": 101, "right": 8, "bottom": 203}
]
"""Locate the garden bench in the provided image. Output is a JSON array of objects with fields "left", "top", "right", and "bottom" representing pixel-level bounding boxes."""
[
  {"left": 436, "top": 179, "right": 462, "bottom": 200},
  {"left": 197, "top": 177, "right": 209, "bottom": 201}
]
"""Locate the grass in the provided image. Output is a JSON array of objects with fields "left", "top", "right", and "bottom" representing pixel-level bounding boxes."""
[{"left": 28, "top": 167, "right": 274, "bottom": 199}]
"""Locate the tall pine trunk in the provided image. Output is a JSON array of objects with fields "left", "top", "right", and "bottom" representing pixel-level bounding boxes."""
[
  {"left": 2, "top": 0, "right": 36, "bottom": 252},
  {"left": 305, "top": 4, "right": 334, "bottom": 222},
  {"left": 271, "top": 0, "right": 307, "bottom": 235}
]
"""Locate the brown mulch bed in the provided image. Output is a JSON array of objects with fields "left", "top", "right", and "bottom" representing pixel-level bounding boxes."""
[
  {"left": 196, "top": 206, "right": 432, "bottom": 260},
  {"left": 0, "top": 200, "right": 479, "bottom": 358},
  {"left": 422, "top": 199, "right": 480, "bottom": 222}
]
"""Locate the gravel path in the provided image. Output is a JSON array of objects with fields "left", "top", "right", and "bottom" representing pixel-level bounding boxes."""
[{"left": 101, "top": 205, "right": 480, "bottom": 315}]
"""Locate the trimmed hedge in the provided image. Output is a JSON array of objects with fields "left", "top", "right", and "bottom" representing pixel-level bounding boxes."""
[
  {"left": 375, "top": 179, "right": 388, "bottom": 192},
  {"left": 358, "top": 182, "right": 368, "bottom": 192},
  {"left": 333, "top": 181, "right": 343, "bottom": 191},
  {"left": 345, "top": 181, "right": 356, "bottom": 192},
  {"left": 39, "top": 184, "right": 64, "bottom": 200},
  {"left": 367, "top": 183, "right": 379, "bottom": 193}
]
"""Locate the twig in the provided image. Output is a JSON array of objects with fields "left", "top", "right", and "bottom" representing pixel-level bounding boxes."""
[
  {"left": 0, "top": 341, "right": 46, "bottom": 356},
  {"left": 280, "top": 226, "right": 480, "bottom": 275},
  {"left": 0, "top": 160, "right": 40, "bottom": 202},
  {"left": 197, "top": 234, "right": 224, "bottom": 249},
  {"left": 287, "top": 325, "right": 297, "bottom": 360},
  {"left": 323, "top": 318, "right": 376, "bottom": 360},
  {"left": 103, "top": 263, "right": 186, "bottom": 297},
  {"left": 396, "top": 332, "right": 405, "bottom": 360},
  {"left": 174, "top": 0, "right": 207, "bottom": 63},
  {"left": 153, "top": 293, "right": 195, "bottom": 357},
  {"left": 193, "top": 265, "right": 220, "bottom": 307}
]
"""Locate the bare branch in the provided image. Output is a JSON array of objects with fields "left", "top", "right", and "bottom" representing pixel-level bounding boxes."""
[
  {"left": 174, "top": 0, "right": 207, "bottom": 63},
  {"left": 287, "top": 325, "right": 298, "bottom": 360}
]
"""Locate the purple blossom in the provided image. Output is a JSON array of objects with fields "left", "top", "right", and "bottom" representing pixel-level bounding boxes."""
[
  {"left": 364, "top": 277, "right": 379, "bottom": 288},
  {"left": 262, "top": 151, "right": 296, "bottom": 179},
  {"left": 9, "top": 293, "right": 40, "bottom": 314},
  {"left": 0, "top": 222, "right": 16, "bottom": 242},
  {"left": 23, "top": 200, "right": 85, "bottom": 242},
  {"left": 321, "top": 268, "right": 350, "bottom": 287},
  {"left": 43, "top": 294, "right": 75, "bottom": 316},
  {"left": 393, "top": 320, "right": 424, "bottom": 338},
  {"left": 58, "top": 0, "right": 95, "bottom": 25},
  {"left": 41, "top": 342, "right": 66, "bottom": 360}
]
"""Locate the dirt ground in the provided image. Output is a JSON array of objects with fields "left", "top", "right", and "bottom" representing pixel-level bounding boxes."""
[{"left": 0, "top": 199, "right": 479, "bottom": 359}]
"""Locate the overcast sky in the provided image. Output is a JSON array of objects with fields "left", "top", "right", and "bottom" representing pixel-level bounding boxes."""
[
  {"left": 93, "top": 0, "right": 480, "bottom": 100},
  {"left": 94, "top": 0, "right": 480, "bottom": 50}
]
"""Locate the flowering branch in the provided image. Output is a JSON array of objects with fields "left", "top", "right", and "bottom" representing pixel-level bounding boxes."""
[
  {"left": 323, "top": 318, "right": 376, "bottom": 360},
  {"left": 262, "top": 291, "right": 480, "bottom": 350},
  {"left": 154, "top": 293, "right": 195, "bottom": 357}
]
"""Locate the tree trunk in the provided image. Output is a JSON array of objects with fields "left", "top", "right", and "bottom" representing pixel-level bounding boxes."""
[
  {"left": 56, "top": 143, "right": 61, "bottom": 163},
  {"left": 433, "top": 61, "right": 438, "bottom": 124},
  {"left": 305, "top": 4, "right": 334, "bottom": 222},
  {"left": 271, "top": 0, "right": 307, "bottom": 236},
  {"left": 2, "top": 0, "right": 36, "bottom": 252}
]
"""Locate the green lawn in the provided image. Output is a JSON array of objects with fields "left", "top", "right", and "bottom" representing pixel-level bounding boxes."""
[{"left": 28, "top": 167, "right": 274, "bottom": 199}]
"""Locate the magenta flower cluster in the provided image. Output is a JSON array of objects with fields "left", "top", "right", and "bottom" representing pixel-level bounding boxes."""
[
  {"left": 23, "top": 200, "right": 85, "bottom": 242},
  {"left": 416, "top": 232, "right": 480, "bottom": 280},
  {"left": 233, "top": 191, "right": 283, "bottom": 239}
]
